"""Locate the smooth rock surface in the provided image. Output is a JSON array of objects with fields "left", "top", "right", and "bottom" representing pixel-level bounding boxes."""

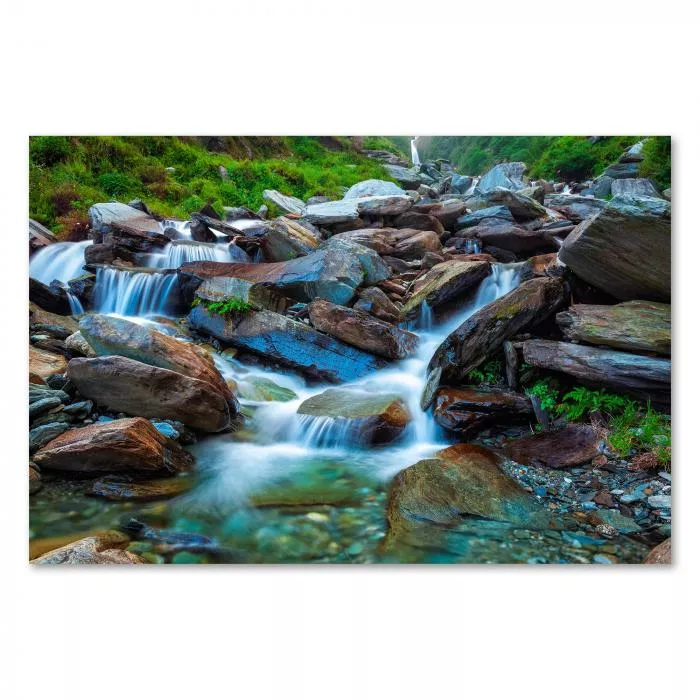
[{"left": 504, "top": 425, "right": 601, "bottom": 468}]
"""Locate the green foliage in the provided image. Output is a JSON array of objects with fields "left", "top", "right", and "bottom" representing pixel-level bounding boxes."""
[
  {"left": 193, "top": 296, "right": 253, "bottom": 315},
  {"left": 29, "top": 136, "right": 397, "bottom": 234},
  {"left": 526, "top": 379, "right": 559, "bottom": 412},
  {"left": 608, "top": 402, "right": 671, "bottom": 467},
  {"left": 639, "top": 136, "right": 672, "bottom": 190},
  {"left": 363, "top": 136, "right": 411, "bottom": 158},
  {"left": 557, "top": 387, "right": 630, "bottom": 421},
  {"left": 466, "top": 360, "right": 503, "bottom": 385}
]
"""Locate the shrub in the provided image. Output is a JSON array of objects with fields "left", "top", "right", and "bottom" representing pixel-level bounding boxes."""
[
  {"left": 30, "top": 136, "right": 72, "bottom": 167},
  {"left": 192, "top": 296, "right": 252, "bottom": 315},
  {"left": 98, "top": 171, "right": 139, "bottom": 198},
  {"left": 467, "top": 360, "right": 504, "bottom": 385},
  {"left": 640, "top": 136, "right": 672, "bottom": 190}
]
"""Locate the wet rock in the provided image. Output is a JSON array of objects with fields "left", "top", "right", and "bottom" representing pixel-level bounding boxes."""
[
  {"left": 32, "top": 531, "right": 146, "bottom": 564},
  {"left": 410, "top": 198, "right": 469, "bottom": 228},
  {"left": 643, "top": 538, "right": 671, "bottom": 564},
  {"left": 189, "top": 306, "right": 386, "bottom": 383},
  {"left": 504, "top": 425, "right": 601, "bottom": 468},
  {"left": 29, "top": 303, "right": 79, "bottom": 334},
  {"left": 427, "top": 277, "right": 567, "bottom": 387},
  {"left": 383, "top": 164, "right": 424, "bottom": 189},
  {"left": 487, "top": 188, "right": 553, "bottom": 222},
  {"left": 558, "top": 195, "right": 671, "bottom": 302},
  {"left": 544, "top": 194, "right": 607, "bottom": 223},
  {"left": 236, "top": 375, "right": 297, "bottom": 402},
  {"left": 592, "top": 175, "right": 613, "bottom": 198},
  {"left": 87, "top": 476, "right": 192, "bottom": 501},
  {"left": 79, "top": 314, "right": 233, "bottom": 404},
  {"left": 29, "top": 465, "right": 42, "bottom": 495},
  {"left": 401, "top": 260, "right": 491, "bottom": 318},
  {"left": 67, "top": 356, "right": 233, "bottom": 432},
  {"left": 29, "top": 346, "right": 68, "bottom": 379},
  {"left": 476, "top": 162, "right": 527, "bottom": 194},
  {"left": 88, "top": 202, "right": 161, "bottom": 236},
  {"left": 467, "top": 222, "right": 556, "bottom": 255},
  {"left": 352, "top": 286, "right": 400, "bottom": 323},
  {"left": 392, "top": 211, "right": 444, "bottom": 236},
  {"left": 521, "top": 339, "right": 671, "bottom": 404},
  {"left": 456, "top": 205, "right": 515, "bottom": 230},
  {"left": 308, "top": 299, "right": 418, "bottom": 360},
  {"left": 33, "top": 417, "right": 194, "bottom": 475},
  {"left": 29, "top": 278, "right": 72, "bottom": 315},
  {"left": 297, "top": 388, "right": 411, "bottom": 445},
  {"left": 260, "top": 216, "right": 322, "bottom": 262},
  {"left": 611, "top": 178, "right": 661, "bottom": 198},
  {"left": 343, "top": 179, "right": 404, "bottom": 199},
  {"left": 433, "top": 387, "right": 532, "bottom": 433},
  {"left": 322, "top": 237, "right": 391, "bottom": 286},
  {"left": 65, "top": 330, "right": 97, "bottom": 357},
  {"left": 556, "top": 301, "right": 671, "bottom": 356},
  {"left": 261, "top": 189, "right": 307, "bottom": 216},
  {"left": 356, "top": 194, "right": 413, "bottom": 217},
  {"left": 29, "top": 422, "right": 69, "bottom": 454},
  {"left": 391, "top": 229, "right": 442, "bottom": 260},
  {"left": 304, "top": 199, "right": 359, "bottom": 225}
]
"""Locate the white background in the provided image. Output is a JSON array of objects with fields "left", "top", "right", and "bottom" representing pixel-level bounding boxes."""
[{"left": 2, "top": 2, "right": 698, "bottom": 698}]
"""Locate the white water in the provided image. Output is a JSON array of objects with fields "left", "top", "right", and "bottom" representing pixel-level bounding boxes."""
[
  {"left": 29, "top": 240, "right": 91, "bottom": 285},
  {"left": 410, "top": 136, "right": 421, "bottom": 166},
  {"left": 147, "top": 240, "right": 233, "bottom": 268},
  {"left": 93, "top": 268, "right": 179, "bottom": 316}
]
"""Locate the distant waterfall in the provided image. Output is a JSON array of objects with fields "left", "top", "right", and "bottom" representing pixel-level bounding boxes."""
[
  {"left": 93, "top": 268, "right": 178, "bottom": 316},
  {"left": 410, "top": 137, "right": 421, "bottom": 166}
]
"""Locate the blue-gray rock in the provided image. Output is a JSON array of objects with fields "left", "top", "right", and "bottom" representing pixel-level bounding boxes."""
[
  {"left": 29, "top": 422, "right": 69, "bottom": 454},
  {"left": 322, "top": 237, "right": 391, "bottom": 286},
  {"left": 545, "top": 194, "right": 607, "bottom": 223},
  {"left": 476, "top": 162, "right": 527, "bottom": 194},
  {"left": 450, "top": 174, "right": 473, "bottom": 194},
  {"left": 602, "top": 162, "right": 640, "bottom": 180},
  {"left": 344, "top": 179, "right": 404, "bottom": 199},
  {"left": 151, "top": 421, "right": 180, "bottom": 440},
  {"left": 261, "top": 190, "right": 306, "bottom": 216},
  {"left": 29, "top": 396, "right": 63, "bottom": 420},
  {"left": 592, "top": 175, "right": 613, "bottom": 198},
  {"left": 88, "top": 202, "right": 161, "bottom": 235},
  {"left": 610, "top": 178, "right": 661, "bottom": 198},
  {"left": 455, "top": 205, "right": 515, "bottom": 230}
]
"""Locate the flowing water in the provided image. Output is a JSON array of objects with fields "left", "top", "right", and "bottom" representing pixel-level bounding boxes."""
[
  {"left": 29, "top": 240, "right": 91, "bottom": 285},
  {"left": 410, "top": 136, "right": 420, "bottom": 166}
]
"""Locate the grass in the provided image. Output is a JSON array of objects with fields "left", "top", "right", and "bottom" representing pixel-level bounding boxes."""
[
  {"left": 29, "top": 136, "right": 398, "bottom": 237},
  {"left": 192, "top": 296, "right": 253, "bottom": 315}
]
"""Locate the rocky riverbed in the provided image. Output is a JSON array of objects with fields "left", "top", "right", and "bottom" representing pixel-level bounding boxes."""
[{"left": 28, "top": 140, "right": 672, "bottom": 564}]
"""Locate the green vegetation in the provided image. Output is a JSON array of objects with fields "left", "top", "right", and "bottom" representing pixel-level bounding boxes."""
[
  {"left": 467, "top": 360, "right": 504, "bottom": 385},
  {"left": 362, "top": 136, "right": 411, "bottom": 158},
  {"left": 640, "top": 136, "right": 672, "bottom": 190},
  {"left": 419, "top": 135, "right": 670, "bottom": 182},
  {"left": 29, "top": 136, "right": 397, "bottom": 236},
  {"left": 192, "top": 296, "right": 253, "bottom": 315},
  {"left": 525, "top": 380, "right": 671, "bottom": 466}
]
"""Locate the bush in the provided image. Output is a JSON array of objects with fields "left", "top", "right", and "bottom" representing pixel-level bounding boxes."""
[
  {"left": 30, "top": 136, "right": 72, "bottom": 166},
  {"left": 640, "top": 136, "right": 672, "bottom": 190},
  {"left": 98, "top": 171, "right": 139, "bottom": 198}
]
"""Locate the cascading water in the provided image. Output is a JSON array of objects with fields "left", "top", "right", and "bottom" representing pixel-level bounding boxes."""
[
  {"left": 93, "top": 267, "right": 179, "bottom": 316},
  {"left": 29, "top": 240, "right": 91, "bottom": 285},
  {"left": 410, "top": 136, "right": 421, "bottom": 166},
  {"left": 147, "top": 240, "right": 232, "bottom": 268}
]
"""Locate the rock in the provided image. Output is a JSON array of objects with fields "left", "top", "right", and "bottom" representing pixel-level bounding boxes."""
[
  {"left": 544, "top": 194, "right": 607, "bottom": 223},
  {"left": 29, "top": 303, "right": 79, "bottom": 335},
  {"left": 648, "top": 494, "right": 671, "bottom": 509},
  {"left": 189, "top": 306, "right": 386, "bottom": 383},
  {"left": 79, "top": 314, "right": 233, "bottom": 404},
  {"left": 29, "top": 422, "right": 70, "bottom": 454},
  {"left": 602, "top": 162, "right": 640, "bottom": 180},
  {"left": 467, "top": 222, "right": 556, "bottom": 255},
  {"left": 401, "top": 260, "right": 491, "bottom": 318},
  {"left": 383, "top": 164, "right": 424, "bottom": 189},
  {"left": 504, "top": 425, "right": 601, "bottom": 468},
  {"left": 393, "top": 211, "right": 445, "bottom": 236},
  {"left": 88, "top": 202, "right": 161, "bottom": 236},
  {"left": 433, "top": 387, "right": 532, "bottom": 433},
  {"left": 487, "top": 188, "right": 552, "bottom": 222},
  {"left": 411, "top": 199, "right": 469, "bottom": 228},
  {"left": 308, "top": 299, "right": 419, "bottom": 360},
  {"left": 67, "top": 356, "right": 233, "bottom": 432},
  {"left": 261, "top": 189, "right": 306, "bottom": 216},
  {"left": 297, "top": 388, "right": 410, "bottom": 445},
  {"left": 643, "top": 538, "right": 671, "bottom": 564},
  {"left": 356, "top": 195, "right": 413, "bottom": 217},
  {"left": 32, "top": 532, "right": 146, "bottom": 565},
  {"left": 427, "top": 277, "right": 567, "bottom": 387},
  {"left": 450, "top": 174, "right": 473, "bottom": 194},
  {"left": 558, "top": 195, "right": 671, "bottom": 302},
  {"left": 33, "top": 417, "right": 194, "bottom": 475},
  {"left": 334, "top": 228, "right": 395, "bottom": 255},
  {"left": 344, "top": 179, "right": 404, "bottom": 198},
  {"left": 517, "top": 185, "right": 545, "bottom": 204},
  {"left": 29, "top": 218, "right": 57, "bottom": 251},
  {"left": 261, "top": 217, "right": 321, "bottom": 262},
  {"left": 235, "top": 375, "right": 297, "bottom": 402},
  {"left": 194, "top": 276, "right": 292, "bottom": 315},
  {"left": 322, "top": 237, "right": 391, "bottom": 285},
  {"left": 663, "top": 188, "right": 671, "bottom": 201},
  {"left": 592, "top": 176, "right": 613, "bottom": 198},
  {"left": 556, "top": 301, "right": 671, "bottom": 356},
  {"left": 352, "top": 287, "right": 400, "bottom": 323},
  {"left": 29, "top": 346, "right": 68, "bottom": 379},
  {"left": 87, "top": 476, "right": 192, "bottom": 501},
  {"left": 304, "top": 199, "right": 359, "bottom": 225},
  {"left": 525, "top": 252, "right": 559, "bottom": 277},
  {"left": 456, "top": 205, "right": 515, "bottom": 230},
  {"left": 29, "top": 465, "right": 42, "bottom": 495},
  {"left": 476, "top": 162, "right": 527, "bottom": 194},
  {"left": 29, "top": 278, "right": 71, "bottom": 315},
  {"left": 64, "top": 330, "right": 97, "bottom": 357},
  {"left": 521, "top": 339, "right": 671, "bottom": 403},
  {"left": 611, "top": 178, "right": 662, "bottom": 198},
  {"left": 391, "top": 229, "right": 442, "bottom": 260},
  {"left": 179, "top": 247, "right": 366, "bottom": 306}
]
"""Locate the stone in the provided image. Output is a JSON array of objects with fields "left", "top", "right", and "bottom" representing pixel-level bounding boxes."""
[
  {"left": 308, "top": 299, "right": 419, "bottom": 360},
  {"left": 427, "top": 277, "right": 567, "bottom": 387},
  {"left": 29, "top": 346, "right": 68, "bottom": 379},
  {"left": 29, "top": 218, "right": 57, "bottom": 250},
  {"left": 79, "top": 314, "right": 233, "bottom": 404},
  {"left": 488, "top": 188, "right": 552, "bottom": 222},
  {"left": 356, "top": 195, "right": 413, "bottom": 217},
  {"left": 504, "top": 425, "right": 601, "bottom": 468},
  {"left": 410, "top": 199, "right": 469, "bottom": 228},
  {"left": 391, "top": 229, "right": 442, "bottom": 260},
  {"left": 304, "top": 199, "right": 359, "bottom": 225},
  {"left": 297, "top": 388, "right": 410, "bottom": 445},
  {"left": 67, "top": 356, "right": 233, "bottom": 432},
  {"left": 352, "top": 287, "right": 400, "bottom": 323},
  {"left": 456, "top": 205, "right": 515, "bottom": 230},
  {"left": 322, "top": 237, "right": 391, "bottom": 286},
  {"left": 29, "top": 303, "right": 79, "bottom": 335},
  {"left": 521, "top": 339, "right": 671, "bottom": 404},
  {"left": 65, "top": 331, "right": 97, "bottom": 357},
  {"left": 344, "top": 179, "right": 404, "bottom": 198},
  {"left": 476, "top": 162, "right": 527, "bottom": 194},
  {"left": 392, "top": 211, "right": 445, "bottom": 236},
  {"left": 188, "top": 306, "right": 386, "bottom": 383},
  {"left": 433, "top": 387, "right": 532, "bottom": 433},
  {"left": 611, "top": 178, "right": 662, "bottom": 198},
  {"left": 643, "top": 538, "right": 671, "bottom": 564},
  {"left": 261, "top": 189, "right": 306, "bottom": 216},
  {"left": 33, "top": 417, "right": 194, "bottom": 475},
  {"left": 29, "top": 422, "right": 70, "bottom": 454},
  {"left": 592, "top": 176, "right": 613, "bottom": 198},
  {"left": 468, "top": 222, "right": 557, "bottom": 255},
  {"left": 29, "top": 465, "right": 42, "bottom": 495},
  {"left": 559, "top": 196, "right": 671, "bottom": 302},
  {"left": 261, "top": 216, "right": 321, "bottom": 262},
  {"left": 87, "top": 476, "right": 192, "bottom": 501},
  {"left": 88, "top": 202, "right": 161, "bottom": 236},
  {"left": 32, "top": 532, "right": 146, "bottom": 565},
  {"left": 602, "top": 162, "right": 640, "bottom": 180},
  {"left": 543, "top": 194, "right": 607, "bottom": 223},
  {"left": 556, "top": 301, "right": 671, "bottom": 356},
  {"left": 401, "top": 260, "right": 491, "bottom": 318},
  {"left": 29, "top": 278, "right": 71, "bottom": 315},
  {"left": 647, "top": 495, "right": 671, "bottom": 509},
  {"left": 194, "top": 276, "right": 292, "bottom": 315},
  {"left": 450, "top": 174, "right": 473, "bottom": 194},
  {"left": 235, "top": 375, "right": 297, "bottom": 402},
  {"left": 383, "top": 164, "right": 423, "bottom": 189}
]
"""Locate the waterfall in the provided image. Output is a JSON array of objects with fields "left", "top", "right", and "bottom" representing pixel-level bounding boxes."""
[
  {"left": 93, "top": 267, "right": 178, "bottom": 316},
  {"left": 29, "top": 240, "right": 90, "bottom": 285},
  {"left": 147, "top": 241, "right": 232, "bottom": 268},
  {"left": 410, "top": 136, "right": 421, "bottom": 166}
]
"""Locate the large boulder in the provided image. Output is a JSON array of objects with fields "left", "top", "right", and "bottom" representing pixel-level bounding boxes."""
[
  {"left": 558, "top": 196, "right": 671, "bottom": 302},
  {"left": 322, "top": 237, "right": 391, "bottom": 285},
  {"left": 32, "top": 532, "right": 146, "bottom": 565},
  {"left": 521, "top": 339, "right": 671, "bottom": 403},
  {"left": 476, "top": 162, "right": 527, "bottom": 194},
  {"left": 644, "top": 538, "right": 671, "bottom": 564},
  {"left": 427, "top": 277, "right": 567, "bottom": 387},
  {"left": 556, "top": 301, "right": 671, "bottom": 356},
  {"left": 467, "top": 222, "right": 557, "bottom": 255},
  {"left": 504, "top": 425, "right": 601, "bottom": 468},
  {"left": 353, "top": 287, "right": 400, "bottom": 323},
  {"left": 456, "top": 205, "right": 515, "bottom": 230},
  {"left": 392, "top": 211, "right": 444, "bottom": 236},
  {"left": 304, "top": 199, "right": 359, "bottom": 225},
  {"left": 611, "top": 178, "right": 662, "bottom": 198},
  {"left": 179, "top": 247, "right": 366, "bottom": 306},
  {"left": 79, "top": 314, "right": 233, "bottom": 404},
  {"left": 33, "top": 417, "right": 194, "bottom": 475},
  {"left": 29, "top": 346, "right": 68, "bottom": 379},
  {"left": 297, "top": 388, "right": 411, "bottom": 445},
  {"left": 544, "top": 194, "right": 607, "bottom": 223},
  {"left": 308, "top": 299, "right": 418, "bottom": 360},
  {"left": 188, "top": 306, "right": 386, "bottom": 383},
  {"left": 401, "top": 260, "right": 491, "bottom": 318},
  {"left": 344, "top": 179, "right": 404, "bottom": 198},
  {"left": 261, "top": 189, "right": 306, "bottom": 216},
  {"left": 410, "top": 199, "right": 469, "bottom": 228},
  {"left": 29, "top": 278, "right": 72, "bottom": 315},
  {"left": 356, "top": 194, "right": 413, "bottom": 217},
  {"left": 383, "top": 164, "right": 424, "bottom": 189},
  {"left": 88, "top": 202, "right": 161, "bottom": 236},
  {"left": 433, "top": 387, "right": 532, "bottom": 434},
  {"left": 260, "top": 217, "right": 321, "bottom": 262},
  {"left": 67, "top": 356, "right": 233, "bottom": 432},
  {"left": 194, "top": 276, "right": 292, "bottom": 315},
  {"left": 391, "top": 229, "right": 442, "bottom": 260}
]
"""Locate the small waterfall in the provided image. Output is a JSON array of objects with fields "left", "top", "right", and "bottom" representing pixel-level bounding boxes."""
[
  {"left": 418, "top": 300, "right": 434, "bottom": 330},
  {"left": 410, "top": 136, "right": 421, "bottom": 166},
  {"left": 463, "top": 239, "right": 482, "bottom": 254},
  {"left": 295, "top": 415, "right": 367, "bottom": 449},
  {"left": 160, "top": 219, "right": 192, "bottom": 239},
  {"left": 93, "top": 267, "right": 178, "bottom": 316},
  {"left": 147, "top": 241, "right": 232, "bottom": 268},
  {"left": 65, "top": 289, "right": 84, "bottom": 315},
  {"left": 29, "top": 240, "right": 90, "bottom": 285}
]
